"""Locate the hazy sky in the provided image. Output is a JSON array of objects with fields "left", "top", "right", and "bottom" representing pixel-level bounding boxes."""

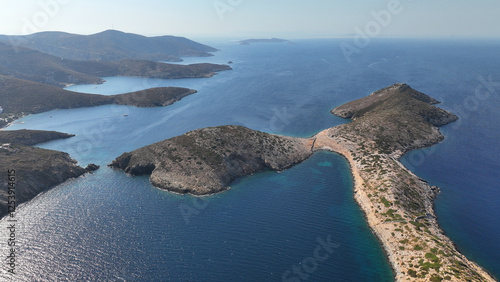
[{"left": 0, "top": 0, "right": 499, "bottom": 38}]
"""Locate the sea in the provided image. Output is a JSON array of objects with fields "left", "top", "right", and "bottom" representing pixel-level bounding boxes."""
[{"left": 1, "top": 38, "right": 499, "bottom": 281}]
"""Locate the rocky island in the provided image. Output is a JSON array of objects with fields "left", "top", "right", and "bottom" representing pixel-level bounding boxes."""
[
  {"left": 110, "top": 83, "right": 495, "bottom": 281},
  {"left": 110, "top": 125, "right": 312, "bottom": 195},
  {"left": 238, "top": 38, "right": 290, "bottom": 45},
  {"left": 0, "top": 75, "right": 198, "bottom": 126}
]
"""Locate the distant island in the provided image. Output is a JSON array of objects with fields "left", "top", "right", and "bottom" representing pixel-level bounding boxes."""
[
  {"left": 238, "top": 38, "right": 290, "bottom": 45},
  {"left": 110, "top": 83, "right": 495, "bottom": 281}
]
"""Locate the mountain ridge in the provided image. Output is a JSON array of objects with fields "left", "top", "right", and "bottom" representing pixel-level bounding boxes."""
[{"left": 0, "top": 30, "right": 218, "bottom": 62}]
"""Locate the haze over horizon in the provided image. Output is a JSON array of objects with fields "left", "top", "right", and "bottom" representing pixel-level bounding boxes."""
[{"left": 0, "top": 0, "right": 499, "bottom": 39}]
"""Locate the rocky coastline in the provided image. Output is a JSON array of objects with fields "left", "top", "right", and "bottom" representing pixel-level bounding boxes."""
[
  {"left": 110, "top": 125, "right": 313, "bottom": 195},
  {"left": 0, "top": 130, "right": 98, "bottom": 218},
  {"left": 110, "top": 83, "right": 496, "bottom": 281}
]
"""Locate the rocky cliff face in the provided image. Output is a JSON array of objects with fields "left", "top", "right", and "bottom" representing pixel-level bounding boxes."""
[
  {"left": 0, "top": 145, "right": 86, "bottom": 217},
  {"left": 110, "top": 125, "right": 313, "bottom": 195},
  {"left": 0, "top": 130, "right": 97, "bottom": 218}
]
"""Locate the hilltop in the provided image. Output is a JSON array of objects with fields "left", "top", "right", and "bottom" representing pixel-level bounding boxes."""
[
  {"left": 331, "top": 83, "right": 458, "bottom": 155},
  {"left": 0, "top": 30, "right": 217, "bottom": 62},
  {"left": 0, "top": 42, "right": 232, "bottom": 88},
  {"left": 110, "top": 125, "right": 312, "bottom": 195}
]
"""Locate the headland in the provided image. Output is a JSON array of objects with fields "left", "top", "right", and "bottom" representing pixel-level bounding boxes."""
[{"left": 110, "top": 83, "right": 496, "bottom": 281}]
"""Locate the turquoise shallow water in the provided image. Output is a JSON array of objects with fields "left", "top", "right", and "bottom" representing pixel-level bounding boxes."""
[{"left": 2, "top": 39, "right": 500, "bottom": 280}]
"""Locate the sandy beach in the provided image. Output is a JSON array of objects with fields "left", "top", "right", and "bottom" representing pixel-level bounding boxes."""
[{"left": 309, "top": 128, "right": 495, "bottom": 282}]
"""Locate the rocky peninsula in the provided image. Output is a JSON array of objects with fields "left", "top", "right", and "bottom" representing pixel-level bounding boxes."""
[
  {"left": 0, "top": 75, "right": 197, "bottom": 123},
  {"left": 110, "top": 83, "right": 495, "bottom": 281},
  {"left": 0, "top": 130, "right": 95, "bottom": 217},
  {"left": 238, "top": 38, "right": 289, "bottom": 45}
]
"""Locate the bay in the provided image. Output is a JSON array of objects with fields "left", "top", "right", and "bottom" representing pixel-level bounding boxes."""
[{"left": 2, "top": 38, "right": 500, "bottom": 280}]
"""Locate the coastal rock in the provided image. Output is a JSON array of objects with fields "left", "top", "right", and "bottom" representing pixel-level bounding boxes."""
[
  {"left": 0, "top": 130, "right": 88, "bottom": 218},
  {"left": 85, "top": 163, "right": 100, "bottom": 172},
  {"left": 110, "top": 125, "right": 313, "bottom": 195}
]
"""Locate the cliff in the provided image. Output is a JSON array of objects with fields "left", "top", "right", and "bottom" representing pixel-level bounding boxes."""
[
  {"left": 110, "top": 125, "right": 313, "bottom": 195},
  {"left": 0, "top": 131, "right": 89, "bottom": 218}
]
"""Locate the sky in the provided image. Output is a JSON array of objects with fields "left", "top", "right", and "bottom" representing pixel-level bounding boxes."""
[{"left": 0, "top": 0, "right": 499, "bottom": 39}]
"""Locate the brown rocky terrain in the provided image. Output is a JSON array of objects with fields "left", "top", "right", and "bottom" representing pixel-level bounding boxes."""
[{"left": 110, "top": 125, "right": 313, "bottom": 195}]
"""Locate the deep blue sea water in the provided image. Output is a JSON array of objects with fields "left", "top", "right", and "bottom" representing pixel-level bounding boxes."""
[{"left": 2, "top": 39, "right": 499, "bottom": 281}]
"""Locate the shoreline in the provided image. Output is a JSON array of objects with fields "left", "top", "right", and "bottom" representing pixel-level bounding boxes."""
[{"left": 310, "top": 128, "right": 495, "bottom": 282}]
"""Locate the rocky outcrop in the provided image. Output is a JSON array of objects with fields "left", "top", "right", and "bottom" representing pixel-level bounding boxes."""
[
  {"left": 85, "top": 164, "right": 100, "bottom": 172},
  {"left": 110, "top": 125, "right": 313, "bottom": 195},
  {"left": 331, "top": 83, "right": 458, "bottom": 155}
]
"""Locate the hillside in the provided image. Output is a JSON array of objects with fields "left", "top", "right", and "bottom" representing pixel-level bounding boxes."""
[
  {"left": 330, "top": 83, "right": 458, "bottom": 155},
  {"left": 0, "top": 130, "right": 93, "bottom": 217},
  {"left": 0, "top": 30, "right": 217, "bottom": 62},
  {"left": 0, "top": 129, "right": 74, "bottom": 146},
  {"left": 313, "top": 84, "right": 491, "bottom": 281},
  {"left": 0, "top": 75, "right": 196, "bottom": 121},
  {"left": 0, "top": 42, "right": 231, "bottom": 87}
]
